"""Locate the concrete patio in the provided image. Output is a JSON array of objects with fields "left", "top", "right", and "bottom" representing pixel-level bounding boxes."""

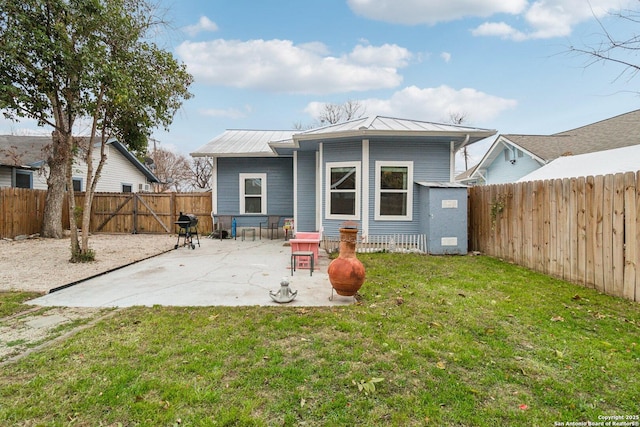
[{"left": 29, "top": 237, "right": 355, "bottom": 308}]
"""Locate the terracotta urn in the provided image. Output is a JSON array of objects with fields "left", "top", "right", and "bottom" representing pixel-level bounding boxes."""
[{"left": 328, "top": 227, "right": 366, "bottom": 296}]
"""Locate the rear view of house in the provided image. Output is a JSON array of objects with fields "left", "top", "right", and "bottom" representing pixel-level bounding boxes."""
[{"left": 192, "top": 116, "right": 496, "bottom": 253}]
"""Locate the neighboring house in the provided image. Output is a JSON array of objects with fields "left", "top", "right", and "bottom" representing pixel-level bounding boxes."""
[
  {"left": 458, "top": 109, "right": 640, "bottom": 185},
  {"left": 0, "top": 135, "right": 159, "bottom": 192},
  {"left": 191, "top": 116, "right": 496, "bottom": 245}
]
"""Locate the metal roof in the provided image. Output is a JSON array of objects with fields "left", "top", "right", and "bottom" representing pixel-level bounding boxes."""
[
  {"left": 416, "top": 181, "right": 469, "bottom": 188},
  {"left": 192, "top": 116, "right": 497, "bottom": 158},
  {"left": 191, "top": 129, "right": 296, "bottom": 157},
  {"left": 271, "top": 116, "right": 496, "bottom": 155},
  {"left": 289, "top": 115, "right": 495, "bottom": 141}
]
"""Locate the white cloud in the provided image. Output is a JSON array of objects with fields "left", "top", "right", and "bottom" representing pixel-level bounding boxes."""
[
  {"left": 472, "top": 0, "right": 635, "bottom": 41},
  {"left": 183, "top": 16, "right": 219, "bottom": 37},
  {"left": 316, "top": 85, "right": 517, "bottom": 123},
  {"left": 347, "top": 0, "right": 527, "bottom": 25},
  {"left": 348, "top": 0, "right": 633, "bottom": 41},
  {"left": 199, "top": 107, "right": 250, "bottom": 120},
  {"left": 471, "top": 22, "right": 527, "bottom": 41},
  {"left": 348, "top": 43, "right": 412, "bottom": 67},
  {"left": 440, "top": 52, "right": 452, "bottom": 63},
  {"left": 176, "top": 39, "right": 408, "bottom": 94}
]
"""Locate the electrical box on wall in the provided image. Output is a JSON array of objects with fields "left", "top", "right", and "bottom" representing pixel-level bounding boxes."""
[{"left": 417, "top": 182, "right": 468, "bottom": 255}]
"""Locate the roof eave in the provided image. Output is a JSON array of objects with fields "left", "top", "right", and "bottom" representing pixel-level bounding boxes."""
[
  {"left": 190, "top": 151, "right": 280, "bottom": 158},
  {"left": 293, "top": 129, "right": 496, "bottom": 142},
  {"left": 108, "top": 140, "right": 160, "bottom": 183}
]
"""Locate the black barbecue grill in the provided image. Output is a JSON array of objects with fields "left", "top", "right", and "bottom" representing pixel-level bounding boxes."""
[{"left": 174, "top": 212, "right": 200, "bottom": 249}]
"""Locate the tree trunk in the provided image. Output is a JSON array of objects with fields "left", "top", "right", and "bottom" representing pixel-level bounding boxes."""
[{"left": 41, "top": 131, "right": 71, "bottom": 238}]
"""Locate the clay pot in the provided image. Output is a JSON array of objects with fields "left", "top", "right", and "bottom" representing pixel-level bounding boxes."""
[{"left": 328, "top": 227, "right": 366, "bottom": 296}]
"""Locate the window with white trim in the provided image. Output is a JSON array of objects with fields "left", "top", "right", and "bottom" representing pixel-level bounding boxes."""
[
  {"left": 326, "top": 162, "right": 360, "bottom": 220},
  {"left": 375, "top": 161, "right": 413, "bottom": 221},
  {"left": 239, "top": 173, "right": 266, "bottom": 214}
]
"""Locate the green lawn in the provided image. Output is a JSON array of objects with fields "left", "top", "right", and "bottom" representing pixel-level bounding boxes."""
[{"left": 1, "top": 254, "right": 639, "bottom": 426}]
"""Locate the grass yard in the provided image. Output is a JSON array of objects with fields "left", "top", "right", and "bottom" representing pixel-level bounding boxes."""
[{"left": 0, "top": 254, "right": 639, "bottom": 426}]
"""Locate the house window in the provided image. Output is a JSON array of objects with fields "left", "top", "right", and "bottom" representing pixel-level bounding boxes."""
[
  {"left": 73, "top": 178, "right": 82, "bottom": 192},
  {"left": 239, "top": 173, "right": 266, "bottom": 214},
  {"left": 375, "top": 161, "right": 413, "bottom": 221},
  {"left": 122, "top": 183, "right": 132, "bottom": 193},
  {"left": 326, "top": 162, "right": 360, "bottom": 220},
  {"left": 15, "top": 170, "right": 32, "bottom": 188}
]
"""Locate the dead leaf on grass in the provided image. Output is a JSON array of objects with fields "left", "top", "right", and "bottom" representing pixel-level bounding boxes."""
[
  {"left": 436, "top": 361, "right": 446, "bottom": 370},
  {"left": 550, "top": 316, "right": 564, "bottom": 322}
]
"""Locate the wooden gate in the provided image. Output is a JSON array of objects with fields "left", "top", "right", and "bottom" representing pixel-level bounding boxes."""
[{"left": 81, "top": 192, "right": 212, "bottom": 234}]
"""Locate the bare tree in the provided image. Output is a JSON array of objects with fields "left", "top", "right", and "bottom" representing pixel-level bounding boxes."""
[
  {"left": 150, "top": 147, "right": 192, "bottom": 192},
  {"left": 342, "top": 99, "right": 366, "bottom": 121},
  {"left": 296, "top": 100, "right": 367, "bottom": 129},
  {"left": 318, "top": 103, "right": 345, "bottom": 125},
  {"left": 568, "top": 6, "right": 640, "bottom": 86},
  {"left": 318, "top": 99, "right": 366, "bottom": 124},
  {"left": 189, "top": 157, "right": 213, "bottom": 190}
]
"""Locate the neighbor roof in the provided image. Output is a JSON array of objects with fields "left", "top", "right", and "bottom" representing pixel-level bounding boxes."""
[
  {"left": 0, "top": 135, "right": 158, "bottom": 182},
  {"left": 517, "top": 144, "right": 640, "bottom": 182},
  {"left": 504, "top": 109, "right": 640, "bottom": 161},
  {"left": 0, "top": 135, "right": 52, "bottom": 168},
  {"left": 464, "top": 109, "right": 640, "bottom": 182}
]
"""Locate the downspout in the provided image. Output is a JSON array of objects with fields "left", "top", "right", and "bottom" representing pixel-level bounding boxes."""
[
  {"left": 316, "top": 143, "right": 323, "bottom": 232},
  {"left": 361, "top": 139, "right": 369, "bottom": 239},
  {"left": 450, "top": 134, "right": 470, "bottom": 182},
  {"left": 293, "top": 151, "right": 298, "bottom": 232},
  {"left": 210, "top": 157, "right": 218, "bottom": 215}
]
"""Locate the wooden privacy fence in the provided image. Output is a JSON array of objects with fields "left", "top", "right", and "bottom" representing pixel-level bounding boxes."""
[
  {"left": 0, "top": 188, "right": 49, "bottom": 238},
  {"left": 468, "top": 172, "right": 640, "bottom": 302},
  {"left": 0, "top": 188, "right": 212, "bottom": 238}
]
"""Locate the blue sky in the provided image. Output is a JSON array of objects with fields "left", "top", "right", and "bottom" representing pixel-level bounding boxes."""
[{"left": 2, "top": 0, "right": 639, "bottom": 170}]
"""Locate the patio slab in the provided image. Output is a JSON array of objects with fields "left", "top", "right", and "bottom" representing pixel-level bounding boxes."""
[{"left": 29, "top": 238, "right": 355, "bottom": 308}]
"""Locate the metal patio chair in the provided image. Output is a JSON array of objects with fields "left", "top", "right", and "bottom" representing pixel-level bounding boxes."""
[{"left": 260, "top": 215, "right": 282, "bottom": 240}]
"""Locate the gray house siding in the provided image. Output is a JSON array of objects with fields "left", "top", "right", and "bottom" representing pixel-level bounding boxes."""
[
  {"left": 295, "top": 151, "right": 317, "bottom": 232},
  {"left": 367, "top": 141, "right": 450, "bottom": 236},
  {"left": 216, "top": 157, "right": 293, "bottom": 226}
]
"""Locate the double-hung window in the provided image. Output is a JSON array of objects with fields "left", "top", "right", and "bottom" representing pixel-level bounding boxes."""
[
  {"left": 375, "top": 161, "right": 413, "bottom": 221},
  {"left": 239, "top": 173, "right": 266, "bottom": 214},
  {"left": 326, "top": 162, "right": 360, "bottom": 220}
]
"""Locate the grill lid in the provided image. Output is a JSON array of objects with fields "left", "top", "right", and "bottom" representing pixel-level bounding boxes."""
[{"left": 177, "top": 212, "right": 198, "bottom": 227}]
